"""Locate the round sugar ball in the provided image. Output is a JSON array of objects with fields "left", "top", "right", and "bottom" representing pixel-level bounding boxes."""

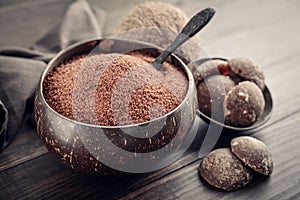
[
  {"left": 228, "top": 57, "right": 265, "bottom": 90},
  {"left": 231, "top": 136, "right": 273, "bottom": 175},
  {"left": 197, "top": 75, "right": 235, "bottom": 121},
  {"left": 223, "top": 81, "right": 265, "bottom": 127},
  {"left": 199, "top": 148, "right": 253, "bottom": 191}
]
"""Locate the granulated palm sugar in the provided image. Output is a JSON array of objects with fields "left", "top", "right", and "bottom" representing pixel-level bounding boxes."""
[{"left": 43, "top": 52, "right": 188, "bottom": 126}]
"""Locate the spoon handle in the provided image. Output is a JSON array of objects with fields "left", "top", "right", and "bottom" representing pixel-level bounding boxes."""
[{"left": 154, "top": 7, "right": 216, "bottom": 66}]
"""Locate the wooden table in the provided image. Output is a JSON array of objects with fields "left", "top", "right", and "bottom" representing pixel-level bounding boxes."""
[{"left": 1, "top": 0, "right": 300, "bottom": 199}]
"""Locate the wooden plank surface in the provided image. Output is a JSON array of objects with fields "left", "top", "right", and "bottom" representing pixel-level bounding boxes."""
[
  {"left": 1, "top": 0, "right": 300, "bottom": 199},
  {"left": 120, "top": 111, "right": 300, "bottom": 200}
]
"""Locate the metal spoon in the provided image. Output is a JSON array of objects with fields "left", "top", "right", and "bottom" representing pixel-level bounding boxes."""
[{"left": 152, "top": 7, "right": 216, "bottom": 70}]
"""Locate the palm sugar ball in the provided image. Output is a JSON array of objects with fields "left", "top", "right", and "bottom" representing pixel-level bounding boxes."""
[
  {"left": 115, "top": 1, "right": 200, "bottom": 63},
  {"left": 223, "top": 81, "right": 265, "bottom": 127},
  {"left": 197, "top": 75, "right": 235, "bottom": 121},
  {"left": 228, "top": 57, "right": 265, "bottom": 90},
  {"left": 231, "top": 136, "right": 273, "bottom": 176},
  {"left": 199, "top": 148, "right": 253, "bottom": 191}
]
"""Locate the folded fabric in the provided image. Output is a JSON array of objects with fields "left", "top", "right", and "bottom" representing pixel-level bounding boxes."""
[
  {"left": 0, "top": 0, "right": 106, "bottom": 151},
  {"left": 32, "top": 0, "right": 105, "bottom": 53},
  {"left": 0, "top": 100, "right": 8, "bottom": 150}
]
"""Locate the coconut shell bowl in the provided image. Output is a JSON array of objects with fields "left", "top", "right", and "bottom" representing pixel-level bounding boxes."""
[{"left": 34, "top": 38, "right": 199, "bottom": 174}]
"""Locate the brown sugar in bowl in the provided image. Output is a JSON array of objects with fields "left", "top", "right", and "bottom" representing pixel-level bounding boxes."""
[{"left": 34, "top": 38, "right": 198, "bottom": 174}]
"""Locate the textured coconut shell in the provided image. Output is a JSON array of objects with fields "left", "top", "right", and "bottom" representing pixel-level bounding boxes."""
[{"left": 115, "top": 1, "right": 200, "bottom": 63}]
